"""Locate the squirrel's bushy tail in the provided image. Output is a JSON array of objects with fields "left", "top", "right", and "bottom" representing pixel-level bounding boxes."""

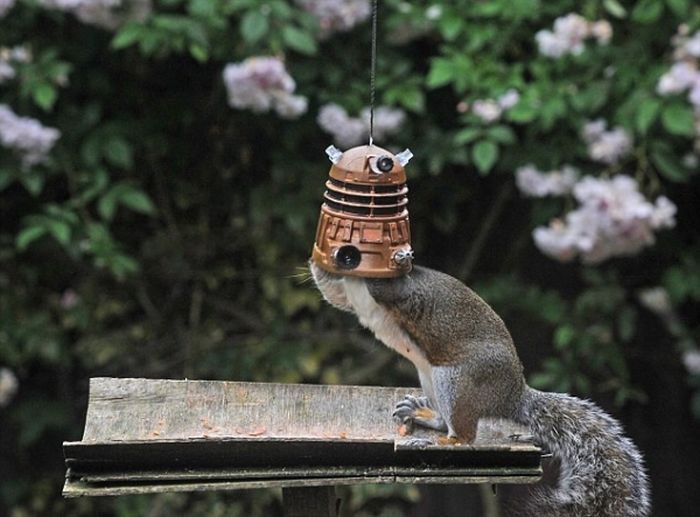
[{"left": 514, "top": 387, "right": 650, "bottom": 517}]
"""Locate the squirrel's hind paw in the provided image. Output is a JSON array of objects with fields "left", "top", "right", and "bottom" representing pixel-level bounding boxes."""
[{"left": 393, "top": 395, "right": 448, "bottom": 433}]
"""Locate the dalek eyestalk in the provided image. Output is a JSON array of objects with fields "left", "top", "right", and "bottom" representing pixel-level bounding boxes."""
[{"left": 311, "top": 144, "right": 414, "bottom": 278}]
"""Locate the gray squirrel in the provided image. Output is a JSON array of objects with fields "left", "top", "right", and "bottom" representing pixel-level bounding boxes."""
[{"left": 310, "top": 261, "right": 651, "bottom": 516}]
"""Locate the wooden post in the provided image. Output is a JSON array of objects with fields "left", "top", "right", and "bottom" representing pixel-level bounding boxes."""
[{"left": 283, "top": 486, "right": 338, "bottom": 517}]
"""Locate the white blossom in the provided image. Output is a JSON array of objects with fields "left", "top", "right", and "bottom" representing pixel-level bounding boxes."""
[
  {"left": 516, "top": 164, "right": 579, "bottom": 197},
  {"left": 295, "top": 0, "right": 370, "bottom": 38},
  {"left": 361, "top": 106, "right": 406, "bottom": 141},
  {"left": 536, "top": 13, "right": 613, "bottom": 58},
  {"left": 657, "top": 61, "right": 700, "bottom": 95},
  {"left": 497, "top": 89, "right": 520, "bottom": 110},
  {"left": 637, "top": 287, "right": 673, "bottom": 317},
  {"left": 469, "top": 90, "right": 520, "bottom": 123},
  {"left": 682, "top": 153, "right": 698, "bottom": 168},
  {"left": 0, "top": 368, "right": 18, "bottom": 407},
  {"left": 682, "top": 31, "right": 700, "bottom": 58},
  {"left": 0, "top": 0, "right": 16, "bottom": 18},
  {"left": 41, "top": 0, "right": 151, "bottom": 30},
  {"left": 533, "top": 175, "right": 676, "bottom": 263},
  {"left": 689, "top": 81, "right": 700, "bottom": 109},
  {"left": 425, "top": 5, "right": 442, "bottom": 20},
  {"left": 683, "top": 350, "right": 700, "bottom": 375},
  {"left": 0, "top": 45, "right": 31, "bottom": 85},
  {"left": 472, "top": 99, "right": 503, "bottom": 123},
  {"left": 222, "top": 57, "right": 308, "bottom": 119},
  {"left": 0, "top": 61, "right": 15, "bottom": 84},
  {"left": 590, "top": 20, "right": 613, "bottom": 45},
  {"left": 317, "top": 103, "right": 405, "bottom": 148},
  {"left": 582, "top": 119, "right": 633, "bottom": 165},
  {"left": 0, "top": 104, "right": 61, "bottom": 168}
]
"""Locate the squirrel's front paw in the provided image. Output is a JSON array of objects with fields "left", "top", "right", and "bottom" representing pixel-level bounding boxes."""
[{"left": 393, "top": 395, "right": 448, "bottom": 433}]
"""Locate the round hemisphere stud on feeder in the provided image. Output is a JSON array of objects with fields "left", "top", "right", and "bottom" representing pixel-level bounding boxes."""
[{"left": 312, "top": 144, "right": 414, "bottom": 278}]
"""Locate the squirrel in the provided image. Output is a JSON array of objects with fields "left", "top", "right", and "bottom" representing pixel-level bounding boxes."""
[{"left": 310, "top": 261, "right": 651, "bottom": 517}]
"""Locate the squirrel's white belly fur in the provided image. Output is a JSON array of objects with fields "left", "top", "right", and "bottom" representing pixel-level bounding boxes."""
[{"left": 343, "top": 278, "right": 433, "bottom": 388}]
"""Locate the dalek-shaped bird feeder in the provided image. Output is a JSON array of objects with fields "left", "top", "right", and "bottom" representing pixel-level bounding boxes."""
[{"left": 312, "top": 144, "right": 414, "bottom": 278}]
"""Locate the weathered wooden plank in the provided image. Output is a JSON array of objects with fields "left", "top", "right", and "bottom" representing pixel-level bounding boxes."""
[
  {"left": 70, "top": 465, "right": 543, "bottom": 483},
  {"left": 63, "top": 378, "right": 543, "bottom": 498},
  {"left": 63, "top": 473, "right": 541, "bottom": 497},
  {"left": 82, "top": 378, "right": 421, "bottom": 442},
  {"left": 80, "top": 378, "right": 533, "bottom": 444}
]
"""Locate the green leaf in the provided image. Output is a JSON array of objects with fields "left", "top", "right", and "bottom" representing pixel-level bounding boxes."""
[
  {"left": 395, "top": 87, "right": 425, "bottom": 113},
  {"left": 666, "top": 0, "right": 689, "bottom": 16},
  {"left": 453, "top": 127, "right": 481, "bottom": 145},
  {"left": 554, "top": 325, "right": 575, "bottom": 350},
  {"left": 438, "top": 16, "right": 463, "bottom": 41},
  {"left": 189, "top": 43, "right": 208, "bottom": 62},
  {"left": 472, "top": 140, "right": 499, "bottom": 174},
  {"left": 426, "top": 58, "right": 454, "bottom": 88},
  {"left": 46, "top": 220, "right": 71, "bottom": 246},
  {"left": 487, "top": 125, "right": 516, "bottom": 145},
  {"left": 0, "top": 168, "right": 14, "bottom": 192},
  {"left": 240, "top": 10, "right": 269, "bottom": 44},
  {"left": 16, "top": 226, "right": 48, "bottom": 251},
  {"left": 109, "top": 254, "right": 140, "bottom": 279},
  {"left": 651, "top": 143, "right": 689, "bottom": 182},
  {"left": 33, "top": 83, "right": 58, "bottom": 111},
  {"left": 104, "top": 137, "right": 133, "bottom": 170},
  {"left": 19, "top": 173, "right": 44, "bottom": 196},
  {"left": 632, "top": 0, "right": 664, "bottom": 23},
  {"left": 119, "top": 189, "right": 156, "bottom": 215},
  {"left": 529, "top": 371, "right": 558, "bottom": 389},
  {"left": 282, "top": 26, "right": 317, "bottom": 55},
  {"left": 111, "top": 23, "right": 144, "bottom": 49},
  {"left": 99, "top": 183, "right": 155, "bottom": 220},
  {"left": 617, "top": 306, "right": 637, "bottom": 342},
  {"left": 636, "top": 98, "right": 661, "bottom": 134},
  {"left": 506, "top": 99, "right": 537, "bottom": 123},
  {"left": 603, "top": 0, "right": 627, "bottom": 18},
  {"left": 661, "top": 103, "right": 695, "bottom": 137}
]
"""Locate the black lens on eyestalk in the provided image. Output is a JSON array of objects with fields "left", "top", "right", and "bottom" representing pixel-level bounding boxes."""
[
  {"left": 376, "top": 156, "right": 394, "bottom": 172},
  {"left": 334, "top": 245, "right": 362, "bottom": 270}
]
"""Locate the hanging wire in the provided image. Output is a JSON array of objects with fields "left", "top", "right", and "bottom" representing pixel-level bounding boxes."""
[{"left": 369, "top": 0, "right": 378, "bottom": 145}]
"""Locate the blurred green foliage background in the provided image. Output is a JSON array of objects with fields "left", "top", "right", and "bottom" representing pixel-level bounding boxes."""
[{"left": 1, "top": 0, "right": 699, "bottom": 515}]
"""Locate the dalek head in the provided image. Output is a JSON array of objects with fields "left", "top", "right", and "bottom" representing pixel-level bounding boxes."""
[{"left": 311, "top": 144, "right": 414, "bottom": 278}]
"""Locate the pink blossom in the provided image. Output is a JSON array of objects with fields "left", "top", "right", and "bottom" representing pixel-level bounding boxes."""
[
  {"left": 472, "top": 99, "right": 503, "bottom": 123},
  {"left": 536, "top": 13, "right": 612, "bottom": 58},
  {"left": 0, "top": 0, "right": 16, "bottom": 18},
  {"left": 295, "top": 0, "right": 370, "bottom": 38},
  {"left": 0, "top": 104, "right": 61, "bottom": 168},
  {"left": 0, "top": 368, "right": 18, "bottom": 407},
  {"left": 41, "top": 0, "right": 151, "bottom": 30},
  {"left": 581, "top": 120, "right": 633, "bottom": 165},
  {"left": 683, "top": 350, "right": 700, "bottom": 375},
  {"left": 533, "top": 175, "right": 676, "bottom": 264},
  {"left": 222, "top": 57, "right": 307, "bottom": 119},
  {"left": 516, "top": 164, "right": 579, "bottom": 197},
  {"left": 317, "top": 103, "right": 405, "bottom": 148}
]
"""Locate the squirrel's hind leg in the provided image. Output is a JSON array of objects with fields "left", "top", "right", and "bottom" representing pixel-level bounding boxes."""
[
  {"left": 393, "top": 394, "right": 448, "bottom": 432},
  {"left": 432, "top": 365, "right": 479, "bottom": 443}
]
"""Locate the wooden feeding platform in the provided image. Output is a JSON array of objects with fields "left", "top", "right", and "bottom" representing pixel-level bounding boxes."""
[{"left": 63, "top": 378, "right": 542, "bottom": 514}]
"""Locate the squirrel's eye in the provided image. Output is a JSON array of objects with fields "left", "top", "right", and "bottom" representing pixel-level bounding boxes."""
[{"left": 333, "top": 245, "right": 361, "bottom": 270}]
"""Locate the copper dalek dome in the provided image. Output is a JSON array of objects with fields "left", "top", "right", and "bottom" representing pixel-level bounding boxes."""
[{"left": 311, "top": 144, "right": 414, "bottom": 278}]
